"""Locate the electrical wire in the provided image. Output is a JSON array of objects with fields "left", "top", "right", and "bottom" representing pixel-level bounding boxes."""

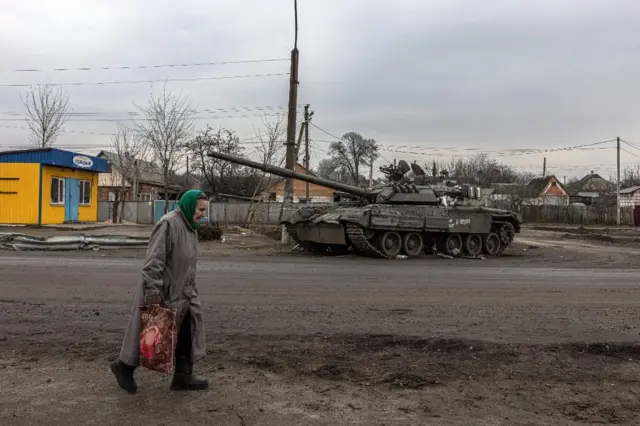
[
  {"left": 12, "top": 58, "right": 289, "bottom": 73},
  {"left": 621, "top": 139, "right": 640, "bottom": 152},
  {"left": 310, "top": 122, "right": 619, "bottom": 158},
  {"left": 620, "top": 147, "right": 640, "bottom": 161},
  {"left": 0, "top": 111, "right": 297, "bottom": 123},
  {"left": 0, "top": 72, "right": 289, "bottom": 88},
  {"left": 0, "top": 104, "right": 302, "bottom": 117},
  {"left": 0, "top": 124, "right": 113, "bottom": 136}
]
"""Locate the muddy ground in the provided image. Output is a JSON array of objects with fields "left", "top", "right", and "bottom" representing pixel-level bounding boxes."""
[{"left": 0, "top": 225, "right": 639, "bottom": 425}]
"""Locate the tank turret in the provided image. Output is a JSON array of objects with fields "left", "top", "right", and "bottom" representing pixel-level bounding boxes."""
[{"left": 207, "top": 150, "right": 521, "bottom": 259}]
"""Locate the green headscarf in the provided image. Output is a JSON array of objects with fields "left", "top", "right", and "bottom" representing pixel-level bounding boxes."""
[{"left": 176, "top": 189, "right": 205, "bottom": 230}]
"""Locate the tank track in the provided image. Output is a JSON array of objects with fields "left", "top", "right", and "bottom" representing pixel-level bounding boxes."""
[
  {"left": 491, "top": 220, "right": 516, "bottom": 255},
  {"left": 345, "top": 223, "right": 389, "bottom": 259}
]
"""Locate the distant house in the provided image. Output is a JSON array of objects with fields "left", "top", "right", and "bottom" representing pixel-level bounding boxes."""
[
  {"left": 523, "top": 175, "right": 570, "bottom": 205},
  {"left": 619, "top": 186, "right": 640, "bottom": 226},
  {"left": 567, "top": 172, "right": 615, "bottom": 206},
  {"left": 259, "top": 162, "right": 335, "bottom": 203},
  {"left": 96, "top": 151, "right": 182, "bottom": 202},
  {"left": 619, "top": 186, "right": 640, "bottom": 207},
  {"left": 484, "top": 183, "right": 524, "bottom": 209}
]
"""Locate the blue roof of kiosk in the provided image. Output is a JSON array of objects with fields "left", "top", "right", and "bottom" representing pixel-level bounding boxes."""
[{"left": 0, "top": 148, "right": 109, "bottom": 173}]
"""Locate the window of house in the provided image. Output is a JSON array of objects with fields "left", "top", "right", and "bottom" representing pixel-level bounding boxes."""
[
  {"left": 79, "top": 180, "right": 91, "bottom": 205},
  {"left": 51, "top": 177, "right": 65, "bottom": 205},
  {"left": 138, "top": 193, "right": 151, "bottom": 202}
]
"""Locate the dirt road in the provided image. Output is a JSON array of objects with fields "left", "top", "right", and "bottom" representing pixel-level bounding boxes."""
[{"left": 1, "top": 252, "right": 639, "bottom": 425}]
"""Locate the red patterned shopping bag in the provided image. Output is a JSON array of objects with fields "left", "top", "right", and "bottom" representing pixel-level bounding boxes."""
[{"left": 139, "top": 304, "right": 177, "bottom": 374}]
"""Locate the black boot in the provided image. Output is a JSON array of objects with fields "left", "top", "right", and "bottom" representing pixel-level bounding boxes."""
[
  {"left": 170, "top": 356, "right": 209, "bottom": 391},
  {"left": 110, "top": 359, "right": 137, "bottom": 394}
]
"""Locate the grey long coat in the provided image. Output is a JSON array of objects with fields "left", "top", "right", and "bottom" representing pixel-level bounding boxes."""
[{"left": 119, "top": 209, "right": 205, "bottom": 366}]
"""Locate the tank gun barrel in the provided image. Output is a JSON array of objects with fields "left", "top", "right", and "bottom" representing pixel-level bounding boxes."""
[{"left": 206, "top": 150, "right": 370, "bottom": 198}]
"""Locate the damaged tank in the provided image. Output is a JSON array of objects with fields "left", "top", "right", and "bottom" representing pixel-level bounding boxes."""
[{"left": 207, "top": 151, "right": 522, "bottom": 258}]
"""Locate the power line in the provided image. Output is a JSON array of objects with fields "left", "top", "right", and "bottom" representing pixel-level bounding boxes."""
[
  {"left": 310, "top": 122, "right": 618, "bottom": 157},
  {"left": 0, "top": 104, "right": 302, "bottom": 117},
  {"left": 0, "top": 72, "right": 288, "bottom": 88},
  {"left": 0, "top": 124, "right": 113, "bottom": 136},
  {"left": 621, "top": 139, "right": 640, "bottom": 152},
  {"left": 0, "top": 111, "right": 297, "bottom": 122},
  {"left": 620, "top": 147, "right": 640, "bottom": 161},
  {"left": 12, "top": 58, "right": 289, "bottom": 73},
  {"left": 309, "top": 123, "right": 343, "bottom": 143}
]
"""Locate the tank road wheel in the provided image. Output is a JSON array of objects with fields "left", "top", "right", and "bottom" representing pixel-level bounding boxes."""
[
  {"left": 463, "top": 234, "right": 483, "bottom": 257},
  {"left": 402, "top": 232, "right": 423, "bottom": 257},
  {"left": 443, "top": 233, "right": 463, "bottom": 256},
  {"left": 498, "top": 222, "right": 516, "bottom": 246},
  {"left": 377, "top": 231, "right": 402, "bottom": 257},
  {"left": 482, "top": 233, "right": 501, "bottom": 256}
]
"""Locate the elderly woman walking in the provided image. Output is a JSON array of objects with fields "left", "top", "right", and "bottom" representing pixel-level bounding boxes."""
[{"left": 110, "top": 189, "right": 210, "bottom": 393}]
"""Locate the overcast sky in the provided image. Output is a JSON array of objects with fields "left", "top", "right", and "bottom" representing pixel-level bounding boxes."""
[{"left": 1, "top": 0, "right": 639, "bottom": 179}]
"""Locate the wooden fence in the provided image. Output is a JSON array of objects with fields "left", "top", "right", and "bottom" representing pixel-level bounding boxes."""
[{"left": 520, "top": 205, "right": 634, "bottom": 226}]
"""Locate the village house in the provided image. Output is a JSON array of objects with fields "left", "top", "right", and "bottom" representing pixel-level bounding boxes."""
[
  {"left": 522, "top": 175, "right": 570, "bottom": 205},
  {"left": 618, "top": 186, "right": 640, "bottom": 226},
  {"left": 566, "top": 171, "right": 615, "bottom": 206},
  {"left": 619, "top": 185, "right": 640, "bottom": 207},
  {"left": 96, "top": 150, "right": 182, "bottom": 202},
  {"left": 259, "top": 162, "right": 334, "bottom": 203}
]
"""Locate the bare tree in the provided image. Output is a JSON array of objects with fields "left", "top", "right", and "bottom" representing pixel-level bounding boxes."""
[
  {"left": 328, "top": 132, "right": 379, "bottom": 186},
  {"left": 109, "top": 125, "right": 148, "bottom": 223},
  {"left": 424, "top": 153, "right": 522, "bottom": 186},
  {"left": 316, "top": 157, "right": 351, "bottom": 183},
  {"left": 134, "top": 86, "right": 196, "bottom": 213},
  {"left": 21, "top": 84, "right": 70, "bottom": 148},
  {"left": 245, "top": 115, "right": 286, "bottom": 224},
  {"left": 186, "top": 125, "right": 246, "bottom": 196}
]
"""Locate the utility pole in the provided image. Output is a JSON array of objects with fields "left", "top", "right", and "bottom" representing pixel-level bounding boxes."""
[
  {"left": 617, "top": 136, "right": 621, "bottom": 226},
  {"left": 281, "top": 0, "right": 299, "bottom": 243},
  {"left": 303, "top": 104, "right": 313, "bottom": 203},
  {"left": 542, "top": 157, "right": 546, "bottom": 177},
  {"left": 368, "top": 156, "right": 374, "bottom": 188}
]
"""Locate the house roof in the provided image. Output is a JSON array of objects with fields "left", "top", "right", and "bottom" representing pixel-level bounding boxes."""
[
  {"left": 97, "top": 150, "right": 180, "bottom": 189},
  {"left": 526, "top": 175, "right": 568, "bottom": 196},
  {"left": 0, "top": 147, "right": 109, "bottom": 173},
  {"left": 620, "top": 185, "right": 640, "bottom": 194},
  {"left": 567, "top": 172, "right": 615, "bottom": 193}
]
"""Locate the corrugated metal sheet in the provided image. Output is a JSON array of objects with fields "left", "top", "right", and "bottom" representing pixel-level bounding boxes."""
[
  {"left": 0, "top": 148, "right": 109, "bottom": 173},
  {"left": 0, "top": 163, "right": 40, "bottom": 224}
]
